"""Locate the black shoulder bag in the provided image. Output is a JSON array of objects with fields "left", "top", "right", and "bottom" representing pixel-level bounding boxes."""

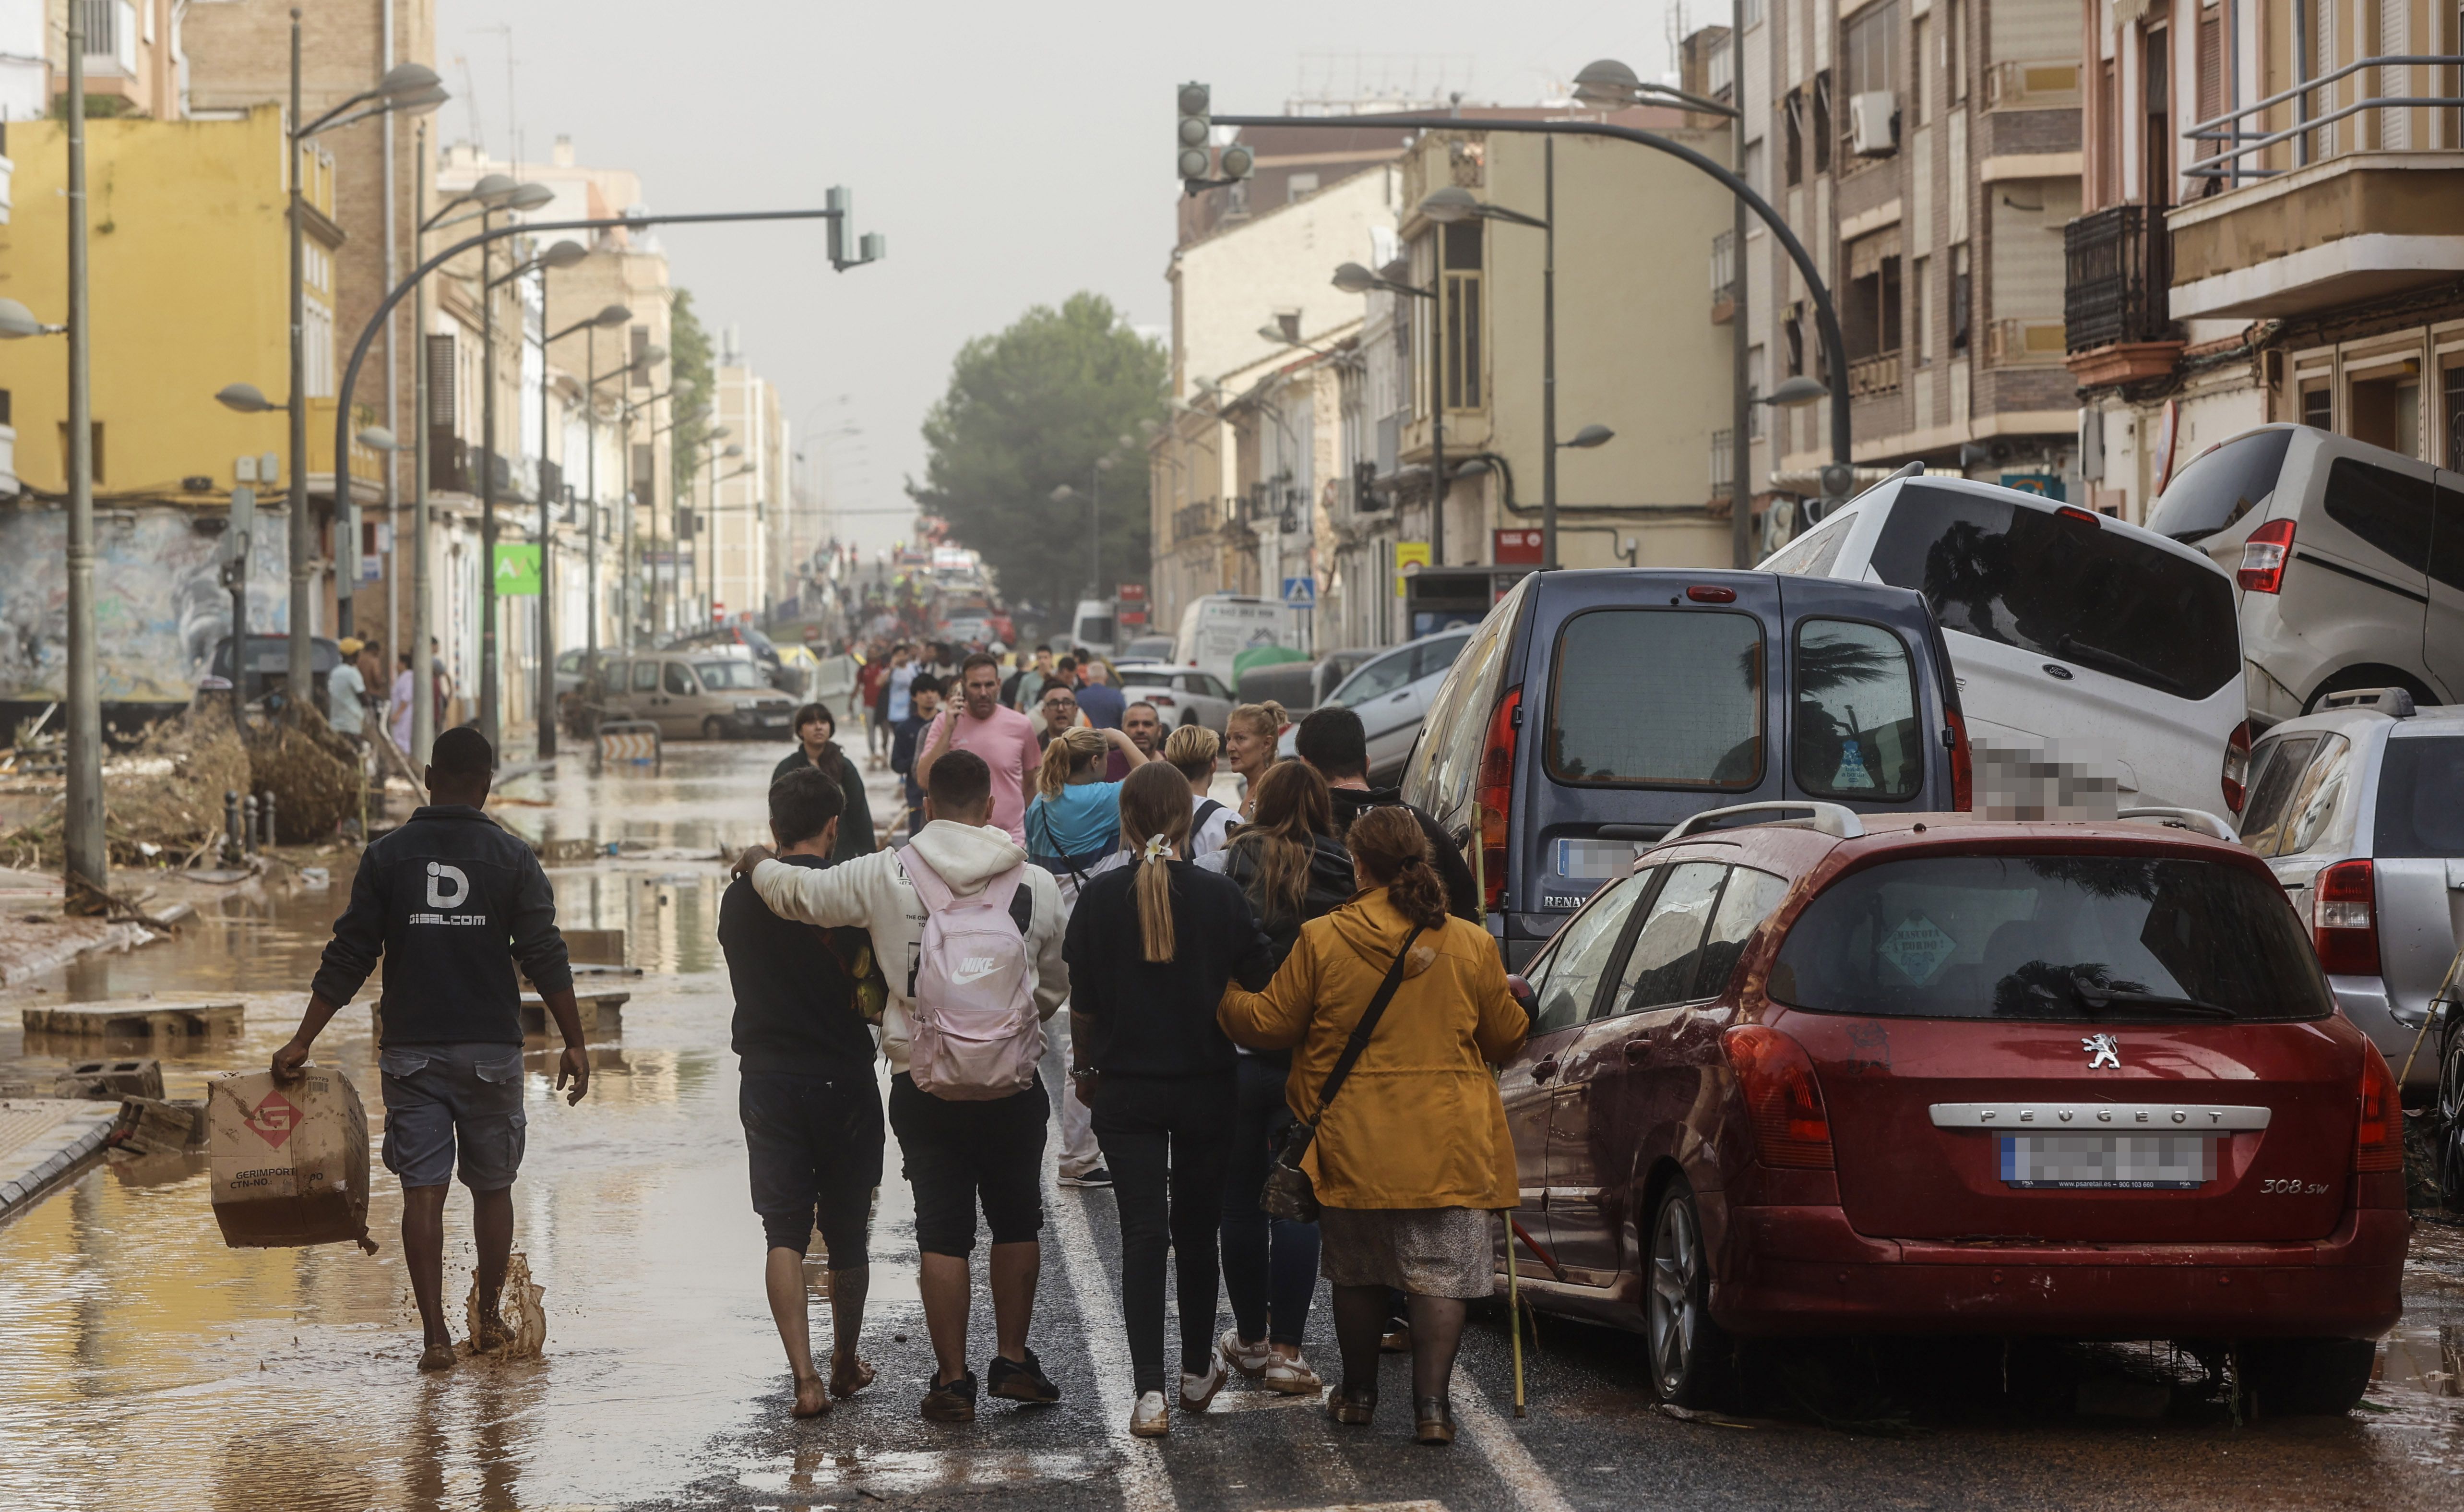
[{"left": 1260, "top": 925, "right": 1426, "bottom": 1223}]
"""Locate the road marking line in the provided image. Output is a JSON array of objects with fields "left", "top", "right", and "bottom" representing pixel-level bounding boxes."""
[
  {"left": 1453, "top": 1379, "right": 1576, "bottom": 1512},
  {"left": 1045, "top": 1152, "right": 1176, "bottom": 1512}
]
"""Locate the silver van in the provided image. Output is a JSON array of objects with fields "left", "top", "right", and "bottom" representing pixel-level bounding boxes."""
[
  {"left": 594, "top": 652, "right": 795, "bottom": 741},
  {"left": 2234, "top": 687, "right": 2464, "bottom": 1091},
  {"left": 2147, "top": 424, "right": 2463, "bottom": 726}
]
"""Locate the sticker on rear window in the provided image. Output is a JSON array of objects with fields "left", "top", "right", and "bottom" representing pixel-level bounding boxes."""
[
  {"left": 1833, "top": 738, "right": 1875, "bottom": 790},
  {"left": 1877, "top": 913, "right": 1956, "bottom": 984}
]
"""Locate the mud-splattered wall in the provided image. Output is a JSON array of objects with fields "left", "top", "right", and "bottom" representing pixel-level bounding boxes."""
[{"left": 0, "top": 505, "right": 296, "bottom": 705}]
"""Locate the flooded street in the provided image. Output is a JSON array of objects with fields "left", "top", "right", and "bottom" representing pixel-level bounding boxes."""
[{"left": 0, "top": 742, "right": 2457, "bottom": 1511}]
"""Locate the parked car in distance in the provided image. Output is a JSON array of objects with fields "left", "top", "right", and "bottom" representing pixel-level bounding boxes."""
[
  {"left": 664, "top": 623, "right": 796, "bottom": 692},
  {"left": 587, "top": 652, "right": 796, "bottom": 740},
  {"left": 1069, "top": 599, "right": 1117, "bottom": 659},
  {"left": 1276, "top": 631, "right": 1472, "bottom": 786},
  {"left": 1762, "top": 474, "right": 2249, "bottom": 815},
  {"left": 1401, "top": 568, "right": 1974, "bottom": 970},
  {"left": 2149, "top": 423, "right": 2462, "bottom": 725},
  {"left": 1235, "top": 646, "right": 1379, "bottom": 721},
  {"left": 1498, "top": 801, "right": 2408, "bottom": 1413},
  {"left": 1112, "top": 659, "right": 1235, "bottom": 732},
  {"left": 2232, "top": 686, "right": 2464, "bottom": 1092},
  {"left": 208, "top": 634, "right": 341, "bottom": 709},
  {"left": 1120, "top": 634, "right": 1178, "bottom": 662}
]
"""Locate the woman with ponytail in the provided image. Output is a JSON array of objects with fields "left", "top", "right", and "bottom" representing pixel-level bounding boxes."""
[
  {"left": 1062, "top": 762, "right": 1277, "bottom": 1439},
  {"left": 1022, "top": 723, "right": 1153, "bottom": 900},
  {"left": 1219, "top": 805, "right": 1527, "bottom": 1447}
]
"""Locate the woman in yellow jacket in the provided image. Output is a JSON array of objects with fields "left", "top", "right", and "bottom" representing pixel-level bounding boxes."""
[{"left": 1218, "top": 805, "right": 1528, "bottom": 1445}]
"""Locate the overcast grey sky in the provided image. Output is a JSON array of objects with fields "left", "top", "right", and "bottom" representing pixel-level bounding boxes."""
[{"left": 435, "top": 0, "right": 1688, "bottom": 554}]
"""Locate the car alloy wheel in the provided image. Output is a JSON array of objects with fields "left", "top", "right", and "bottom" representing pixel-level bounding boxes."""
[
  {"left": 1646, "top": 1181, "right": 1717, "bottom": 1405},
  {"left": 2438, "top": 1019, "right": 2464, "bottom": 1212}
]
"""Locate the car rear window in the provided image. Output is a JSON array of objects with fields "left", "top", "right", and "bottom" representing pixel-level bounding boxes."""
[
  {"left": 1793, "top": 619, "right": 1923, "bottom": 800},
  {"left": 2375, "top": 736, "right": 2464, "bottom": 858},
  {"left": 2146, "top": 429, "right": 2295, "bottom": 542},
  {"left": 1868, "top": 485, "right": 2240, "bottom": 699},
  {"left": 2322, "top": 456, "right": 2435, "bottom": 572},
  {"left": 1546, "top": 609, "right": 1763, "bottom": 789},
  {"left": 1768, "top": 854, "right": 2331, "bottom": 1022}
]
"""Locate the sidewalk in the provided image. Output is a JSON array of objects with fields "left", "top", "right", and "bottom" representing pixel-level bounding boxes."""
[{"left": 0, "top": 1098, "right": 122, "bottom": 1223}]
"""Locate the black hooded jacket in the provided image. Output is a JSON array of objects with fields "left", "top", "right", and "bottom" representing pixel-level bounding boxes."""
[
  {"left": 1217, "top": 830, "right": 1357, "bottom": 968},
  {"left": 1325, "top": 785, "right": 1481, "bottom": 924}
]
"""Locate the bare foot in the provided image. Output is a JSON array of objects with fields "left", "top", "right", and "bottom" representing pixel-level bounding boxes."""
[
  {"left": 792, "top": 1374, "right": 833, "bottom": 1418},
  {"left": 418, "top": 1341, "right": 458, "bottom": 1372},
  {"left": 831, "top": 1354, "right": 877, "bottom": 1400},
  {"left": 472, "top": 1307, "right": 512, "bottom": 1354}
]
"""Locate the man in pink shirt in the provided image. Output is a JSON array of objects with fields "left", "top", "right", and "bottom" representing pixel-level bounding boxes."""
[{"left": 915, "top": 652, "right": 1039, "bottom": 842}]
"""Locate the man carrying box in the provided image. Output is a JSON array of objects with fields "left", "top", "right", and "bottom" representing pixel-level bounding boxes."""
[{"left": 274, "top": 725, "right": 589, "bottom": 1372}]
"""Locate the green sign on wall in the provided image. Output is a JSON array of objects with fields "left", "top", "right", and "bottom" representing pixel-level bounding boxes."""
[{"left": 493, "top": 543, "right": 540, "bottom": 596}]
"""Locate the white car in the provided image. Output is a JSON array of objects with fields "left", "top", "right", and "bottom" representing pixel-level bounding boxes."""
[
  {"left": 1273, "top": 631, "right": 1471, "bottom": 786},
  {"left": 2148, "top": 423, "right": 2462, "bottom": 725},
  {"left": 1112, "top": 660, "right": 1237, "bottom": 732},
  {"left": 1762, "top": 474, "right": 2250, "bottom": 815}
]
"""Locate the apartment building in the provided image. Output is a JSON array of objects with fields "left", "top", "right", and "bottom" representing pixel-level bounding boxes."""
[
  {"left": 2064, "top": 0, "right": 2464, "bottom": 517},
  {"left": 1733, "top": 0, "right": 2088, "bottom": 527},
  {"left": 707, "top": 338, "right": 789, "bottom": 629}
]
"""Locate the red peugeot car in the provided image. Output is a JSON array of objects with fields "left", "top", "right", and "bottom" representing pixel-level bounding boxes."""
[{"left": 1496, "top": 802, "right": 2409, "bottom": 1414}]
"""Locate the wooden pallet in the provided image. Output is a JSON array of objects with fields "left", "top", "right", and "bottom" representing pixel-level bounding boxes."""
[{"left": 20, "top": 1001, "right": 244, "bottom": 1041}]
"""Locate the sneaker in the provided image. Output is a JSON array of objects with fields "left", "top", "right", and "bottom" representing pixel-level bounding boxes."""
[
  {"left": 920, "top": 1369, "right": 978, "bottom": 1423},
  {"left": 1218, "top": 1328, "right": 1272, "bottom": 1379},
  {"left": 1179, "top": 1355, "right": 1227, "bottom": 1412},
  {"left": 987, "top": 1346, "right": 1061, "bottom": 1404},
  {"left": 1130, "top": 1389, "right": 1170, "bottom": 1438},
  {"left": 1262, "top": 1350, "right": 1322, "bottom": 1396},
  {"left": 1058, "top": 1167, "right": 1114, "bottom": 1188}
]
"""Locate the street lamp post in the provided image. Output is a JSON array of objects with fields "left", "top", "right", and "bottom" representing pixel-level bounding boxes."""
[
  {"left": 1331, "top": 260, "right": 1447, "bottom": 564},
  {"left": 507, "top": 241, "right": 597, "bottom": 758},
  {"left": 577, "top": 312, "right": 636, "bottom": 684},
  {"left": 61, "top": 2, "right": 100, "bottom": 904},
  {"left": 474, "top": 180, "right": 556, "bottom": 753}
]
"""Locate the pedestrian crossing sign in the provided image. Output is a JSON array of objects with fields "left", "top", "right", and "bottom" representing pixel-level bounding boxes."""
[
  {"left": 493, "top": 543, "right": 540, "bottom": 596},
  {"left": 1282, "top": 576, "right": 1316, "bottom": 608}
]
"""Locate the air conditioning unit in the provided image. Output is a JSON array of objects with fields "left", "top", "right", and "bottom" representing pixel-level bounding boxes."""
[{"left": 1849, "top": 91, "right": 1900, "bottom": 156}]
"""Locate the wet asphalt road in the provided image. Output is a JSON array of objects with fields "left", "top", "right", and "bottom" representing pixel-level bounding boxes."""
[{"left": 0, "top": 738, "right": 2459, "bottom": 1511}]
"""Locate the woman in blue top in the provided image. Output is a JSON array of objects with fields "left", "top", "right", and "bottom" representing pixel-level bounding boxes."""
[{"left": 1025, "top": 725, "right": 1157, "bottom": 899}]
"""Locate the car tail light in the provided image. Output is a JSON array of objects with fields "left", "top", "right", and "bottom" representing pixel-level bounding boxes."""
[
  {"left": 1686, "top": 585, "right": 1738, "bottom": 603},
  {"left": 1148, "top": 694, "right": 1177, "bottom": 708},
  {"left": 1477, "top": 687, "right": 1521, "bottom": 913},
  {"left": 2312, "top": 858, "right": 2379, "bottom": 975},
  {"left": 2237, "top": 519, "right": 2295, "bottom": 593},
  {"left": 1723, "top": 1024, "right": 1835, "bottom": 1168},
  {"left": 1945, "top": 708, "right": 1974, "bottom": 812},
  {"left": 2353, "top": 1046, "right": 2402, "bottom": 1173},
  {"left": 2221, "top": 720, "right": 2252, "bottom": 814},
  {"left": 2055, "top": 504, "right": 2103, "bottom": 528}
]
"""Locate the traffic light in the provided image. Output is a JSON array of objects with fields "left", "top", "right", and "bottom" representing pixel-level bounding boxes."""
[
  {"left": 827, "top": 186, "right": 885, "bottom": 272},
  {"left": 1178, "top": 83, "right": 1212, "bottom": 181}
]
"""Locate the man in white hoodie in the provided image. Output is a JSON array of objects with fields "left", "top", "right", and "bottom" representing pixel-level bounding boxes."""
[{"left": 733, "top": 749, "right": 1071, "bottom": 1425}]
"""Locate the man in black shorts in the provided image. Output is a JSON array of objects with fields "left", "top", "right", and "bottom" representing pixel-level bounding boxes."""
[
  {"left": 720, "top": 767, "right": 884, "bottom": 1418},
  {"left": 275, "top": 726, "right": 587, "bottom": 1372}
]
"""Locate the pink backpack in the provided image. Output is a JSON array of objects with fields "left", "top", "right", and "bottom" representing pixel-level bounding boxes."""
[{"left": 898, "top": 846, "right": 1043, "bottom": 1101}]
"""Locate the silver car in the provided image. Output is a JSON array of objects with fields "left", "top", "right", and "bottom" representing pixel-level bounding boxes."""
[
  {"left": 1274, "top": 630, "right": 1471, "bottom": 786},
  {"left": 1112, "top": 660, "right": 1236, "bottom": 733},
  {"left": 2234, "top": 687, "right": 2464, "bottom": 1091}
]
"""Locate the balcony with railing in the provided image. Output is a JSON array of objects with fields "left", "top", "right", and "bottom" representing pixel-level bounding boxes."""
[
  {"left": 2170, "top": 46, "right": 2464, "bottom": 320},
  {"left": 2062, "top": 203, "right": 2180, "bottom": 386}
]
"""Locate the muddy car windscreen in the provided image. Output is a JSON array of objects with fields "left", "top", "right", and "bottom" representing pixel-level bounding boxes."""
[
  {"left": 2374, "top": 736, "right": 2464, "bottom": 859},
  {"left": 693, "top": 660, "right": 767, "bottom": 690},
  {"left": 2146, "top": 429, "right": 2295, "bottom": 542},
  {"left": 1546, "top": 608, "right": 1764, "bottom": 789},
  {"left": 1868, "top": 485, "right": 2240, "bottom": 699},
  {"left": 1766, "top": 854, "right": 2332, "bottom": 1021}
]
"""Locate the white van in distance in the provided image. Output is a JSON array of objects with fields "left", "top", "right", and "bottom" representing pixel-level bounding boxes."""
[
  {"left": 1171, "top": 594, "right": 1299, "bottom": 690},
  {"left": 1762, "top": 475, "right": 2250, "bottom": 816}
]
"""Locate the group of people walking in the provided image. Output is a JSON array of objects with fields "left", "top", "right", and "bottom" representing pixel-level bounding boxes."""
[{"left": 281, "top": 638, "right": 1530, "bottom": 1451}]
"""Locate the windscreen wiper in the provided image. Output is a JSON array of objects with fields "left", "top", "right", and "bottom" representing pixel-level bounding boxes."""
[
  {"left": 2051, "top": 636, "right": 2187, "bottom": 695},
  {"left": 2071, "top": 985, "right": 2236, "bottom": 1020}
]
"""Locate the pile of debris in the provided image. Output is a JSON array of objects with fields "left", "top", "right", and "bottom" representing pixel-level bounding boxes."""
[{"left": 0, "top": 699, "right": 363, "bottom": 867}]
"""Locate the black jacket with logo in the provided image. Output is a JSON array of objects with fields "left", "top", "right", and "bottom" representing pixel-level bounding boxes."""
[{"left": 311, "top": 805, "right": 573, "bottom": 1046}]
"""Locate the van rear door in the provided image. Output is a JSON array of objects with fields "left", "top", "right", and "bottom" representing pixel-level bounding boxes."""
[
  {"left": 1769, "top": 576, "right": 1946, "bottom": 811},
  {"left": 1512, "top": 573, "right": 1785, "bottom": 944}
]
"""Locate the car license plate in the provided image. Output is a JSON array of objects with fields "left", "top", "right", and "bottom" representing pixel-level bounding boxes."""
[
  {"left": 1556, "top": 838, "right": 1646, "bottom": 880},
  {"left": 760, "top": 715, "right": 787, "bottom": 726},
  {"left": 1999, "top": 1135, "right": 2214, "bottom": 1189}
]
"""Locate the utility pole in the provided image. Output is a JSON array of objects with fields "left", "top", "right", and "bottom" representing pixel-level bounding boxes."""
[
  {"left": 1729, "top": 5, "right": 1754, "bottom": 569},
  {"left": 1540, "top": 136, "right": 1557, "bottom": 570},
  {"left": 536, "top": 265, "right": 557, "bottom": 759},
  {"left": 61, "top": 0, "right": 104, "bottom": 906},
  {"left": 286, "top": 9, "right": 314, "bottom": 719},
  {"left": 410, "top": 120, "right": 435, "bottom": 769},
  {"left": 477, "top": 221, "right": 500, "bottom": 750}
]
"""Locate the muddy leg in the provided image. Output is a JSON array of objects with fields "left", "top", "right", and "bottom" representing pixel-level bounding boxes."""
[
  {"left": 764, "top": 1247, "right": 830, "bottom": 1416},
  {"left": 471, "top": 1185, "right": 514, "bottom": 1343},
  {"left": 402, "top": 1184, "right": 455, "bottom": 1368}
]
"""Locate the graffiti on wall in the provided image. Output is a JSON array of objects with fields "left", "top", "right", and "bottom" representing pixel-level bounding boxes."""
[{"left": 0, "top": 505, "right": 295, "bottom": 704}]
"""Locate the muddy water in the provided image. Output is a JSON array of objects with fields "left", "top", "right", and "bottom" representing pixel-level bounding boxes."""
[{"left": 0, "top": 743, "right": 918, "bottom": 1512}]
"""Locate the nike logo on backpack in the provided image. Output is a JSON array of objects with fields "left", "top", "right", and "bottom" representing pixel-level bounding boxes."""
[{"left": 950, "top": 957, "right": 1003, "bottom": 984}]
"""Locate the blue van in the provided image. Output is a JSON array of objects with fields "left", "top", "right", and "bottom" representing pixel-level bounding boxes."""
[{"left": 1397, "top": 568, "right": 1973, "bottom": 969}]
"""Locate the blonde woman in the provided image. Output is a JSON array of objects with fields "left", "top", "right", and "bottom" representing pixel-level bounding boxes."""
[
  {"left": 1023, "top": 725, "right": 1153, "bottom": 896},
  {"left": 1162, "top": 724, "right": 1238, "bottom": 860},
  {"left": 1223, "top": 701, "right": 1286, "bottom": 817},
  {"left": 1061, "top": 763, "right": 1276, "bottom": 1439}
]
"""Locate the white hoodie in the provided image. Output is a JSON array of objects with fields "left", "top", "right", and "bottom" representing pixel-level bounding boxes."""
[{"left": 750, "top": 819, "right": 1070, "bottom": 1074}]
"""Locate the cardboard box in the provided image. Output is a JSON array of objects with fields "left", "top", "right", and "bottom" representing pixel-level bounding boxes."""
[{"left": 207, "top": 1068, "right": 376, "bottom": 1253}]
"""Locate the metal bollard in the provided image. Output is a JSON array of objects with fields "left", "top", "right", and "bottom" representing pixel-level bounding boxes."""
[
  {"left": 241, "top": 795, "right": 258, "bottom": 854},
  {"left": 224, "top": 791, "right": 243, "bottom": 864},
  {"left": 260, "top": 790, "right": 278, "bottom": 849}
]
